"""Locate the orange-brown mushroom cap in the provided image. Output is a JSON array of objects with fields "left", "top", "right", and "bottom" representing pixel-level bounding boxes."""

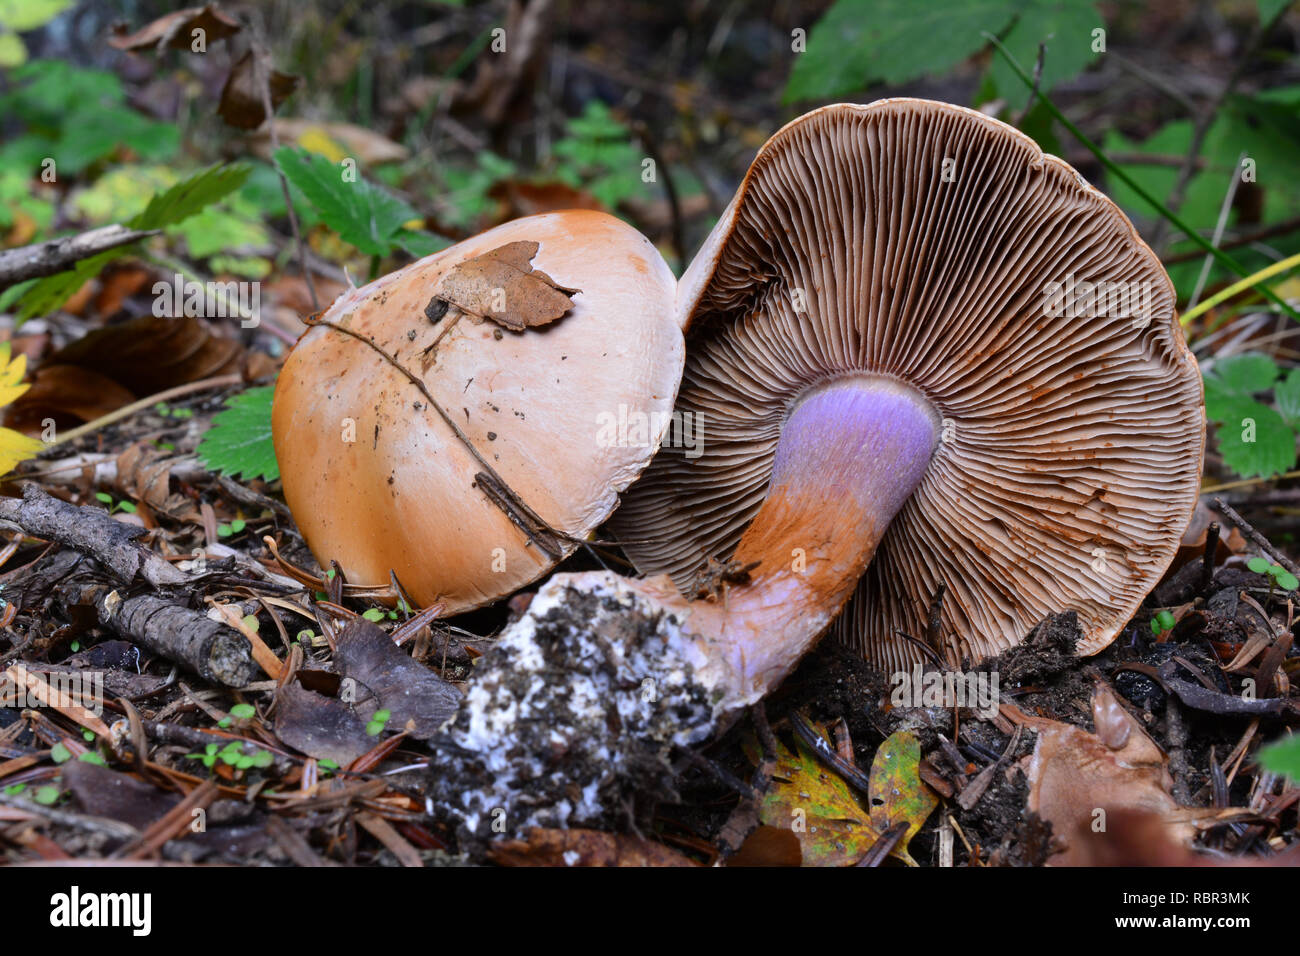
[
  {"left": 273, "top": 211, "right": 682, "bottom": 614},
  {"left": 612, "top": 100, "right": 1205, "bottom": 672}
]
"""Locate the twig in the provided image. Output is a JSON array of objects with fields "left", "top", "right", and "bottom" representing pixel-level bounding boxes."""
[
  {"left": 1215, "top": 496, "right": 1300, "bottom": 578},
  {"left": 57, "top": 580, "right": 258, "bottom": 687},
  {"left": 632, "top": 120, "right": 685, "bottom": 273},
  {"left": 1011, "top": 43, "right": 1046, "bottom": 128},
  {"left": 48, "top": 373, "right": 244, "bottom": 449},
  {"left": 0, "top": 483, "right": 185, "bottom": 587},
  {"left": 1163, "top": 215, "right": 1300, "bottom": 266},
  {"left": 1187, "top": 152, "right": 1246, "bottom": 312},
  {"left": 0, "top": 226, "right": 159, "bottom": 291},
  {"left": 251, "top": 34, "right": 317, "bottom": 311},
  {"left": 1200, "top": 521, "right": 1220, "bottom": 595}
]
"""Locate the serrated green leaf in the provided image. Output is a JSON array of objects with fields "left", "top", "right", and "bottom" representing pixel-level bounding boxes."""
[
  {"left": 274, "top": 146, "right": 420, "bottom": 256},
  {"left": 197, "top": 385, "right": 280, "bottom": 482},
  {"left": 1213, "top": 397, "right": 1295, "bottom": 479},
  {"left": 131, "top": 163, "right": 251, "bottom": 231},
  {"left": 785, "top": 0, "right": 1017, "bottom": 101},
  {"left": 1259, "top": 734, "right": 1300, "bottom": 781},
  {"left": 16, "top": 164, "right": 249, "bottom": 322}
]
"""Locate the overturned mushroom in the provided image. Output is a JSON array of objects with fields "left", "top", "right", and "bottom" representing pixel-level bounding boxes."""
[
  {"left": 272, "top": 211, "right": 682, "bottom": 613},
  {"left": 428, "top": 100, "right": 1204, "bottom": 837}
]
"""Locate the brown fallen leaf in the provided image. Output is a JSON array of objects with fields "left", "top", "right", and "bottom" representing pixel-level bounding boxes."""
[
  {"left": 726, "top": 826, "right": 803, "bottom": 867},
  {"left": 113, "top": 442, "right": 201, "bottom": 522},
  {"left": 4, "top": 365, "right": 135, "bottom": 434},
  {"left": 252, "top": 120, "right": 410, "bottom": 165},
  {"left": 273, "top": 683, "right": 373, "bottom": 767},
  {"left": 436, "top": 241, "right": 580, "bottom": 332},
  {"left": 29, "top": 313, "right": 267, "bottom": 397},
  {"left": 1013, "top": 682, "right": 1196, "bottom": 866},
  {"left": 109, "top": 4, "right": 241, "bottom": 52},
  {"left": 487, "top": 828, "right": 699, "bottom": 867},
  {"left": 218, "top": 49, "right": 301, "bottom": 130},
  {"left": 333, "top": 618, "right": 461, "bottom": 739}
]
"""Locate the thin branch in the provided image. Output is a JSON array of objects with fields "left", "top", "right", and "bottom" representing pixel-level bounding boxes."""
[{"left": 0, "top": 226, "right": 158, "bottom": 291}]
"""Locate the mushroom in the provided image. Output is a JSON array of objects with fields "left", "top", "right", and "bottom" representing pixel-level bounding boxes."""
[
  {"left": 614, "top": 97, "right": 1206, "bottom": 675},
  {"left": 428, "top": 100, "right": 1204, "bottom": 837},
  {"left": 272, "top": 211, "right": 682, "bottom": 613}
]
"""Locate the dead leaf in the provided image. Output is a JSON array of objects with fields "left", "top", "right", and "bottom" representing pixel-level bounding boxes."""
[
  {"left": 32, "top": 313, "right": 261, "bottom": 396},
  {"left": 487, "top": 828, "right": 698, "bottom": 867},
  {"left": 273, "top": 683, "right": 373, "bottom": 767},
  {"left": 218, "top": 49, "right": 300, "bottom": 130},
  {"left": 1019, "top": 682, "right": 1195, "bottom": 865},
  {"left": 741, "top": 722, "right": 936, "bottom": 867},
  {"left": 109, "top": 5, "right": 240, "bottom": 52},
  {"left": 4, "top": 365, "right": 135, "bottom": 434},
  {"left": 333, "top": 618, "right": 461, "bottom": 738},
  {"left": 113, "top": 442, "right": 200, "bottom": 522},
  {"left": 252, "top": 120, "right": 410, "bottom": 165},
  {"left": 436, "top": 241, "right": 580, "bottom": 332},
  {"left": 868, "top": 730, "right": 940, "bottom": 866},
  {"left": 726, "top": 826, "right": 802, "bottom": 867}
]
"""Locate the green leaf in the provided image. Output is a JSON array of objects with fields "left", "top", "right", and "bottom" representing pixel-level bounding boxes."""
[
  {"left": 15, "top": 165, "right": 248, "bottom": 322},
  {"left": 0, "top": 31, "right": 27, "bottom": 68},
  {"left": 50, "top": 741, "right": 71, "bottom": 764},
  {"left": 1257, "top": 0, "right": 1292, "bottom": 24},
  {"left": 1203, "top": 353, "right": 1280, "bottom": 421},
  {"left": 274, "top": 146, "right": 420, "bottom": 256},
  {"left": 1259, "top": 734, "right": 1300, "bottom": 781},
  {"left": 785, "top": 0, "right": 1017, "bottom": 101},
  {"left": 33, "top": 785, "right": 60, "bottom": 805},
  {"left": 987, "top": 0, "right": 1103, "bottom": 101},
  {"left": 131, "top": 163, "right": 252, "bottom": 231},
  {"left": 230, "top": 703, "right": 256, "bottom": 720},
  {"left": 1213, "top": 397, "right": 1295, "bottom": 480},
  {"left": 78, "top": 751, "right": 106, "bottom": 766},
  {"left": 362, "top": 608, "right": 386, "bottom": 622},
  {"left": 0, "top": 0, "right": 72, "bottom": 32},
  {"left": 1247, "top": 556, "right": 1271, "bottom": 573},
  {"left": 196, "top": 385, "right": 280, "bottom": 482}
]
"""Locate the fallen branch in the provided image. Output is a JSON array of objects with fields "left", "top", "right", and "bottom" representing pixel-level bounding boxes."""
[
  {"left": 0, "top": 484, "right": 186, "bottom": 587},
  {"left": 57, "top": 580, "right": 258, "bottom": 688},
  {"left": 0, "top": 225, "right": 158, "bottom": 291}
]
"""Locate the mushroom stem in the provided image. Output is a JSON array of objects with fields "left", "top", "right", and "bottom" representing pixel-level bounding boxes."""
[
  {"left": 427, "top": 378, "right": 943, "bottom": 838},
  {"left": 696, "top": 375, "right": 942, "bottom": 703}
]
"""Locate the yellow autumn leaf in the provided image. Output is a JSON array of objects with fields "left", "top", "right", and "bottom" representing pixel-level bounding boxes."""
[{"left": 0, "top": 342, "right": 43, "bottom": 474}]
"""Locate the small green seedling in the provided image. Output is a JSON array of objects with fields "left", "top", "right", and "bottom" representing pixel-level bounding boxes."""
[
  {"left": 33, "top": 786, "right": 61, "bottom": 806},
  {"left": 1150, "top": 610, "right": 1176, "bottom": 637},
  {"left": 3, "top": 783, "right": 27, "bottom": 796},
  {"left": 366, "top": 709, "right": 391, "bottom": 737},
  {"left": 94, "top": 492, "right": 136, "bottom": 515},
  {"left": 1246, "top": 556, "right": 1299, "bottom": 591},
  {"left": 217, "top": 518, "right": 247, "bottom": 538},
  {"left": 229, "top": 703, "right": 256, "bottom": 721},
  {"left": 1259, "top": 734, "right": 1300, "bottom": 782},
  {"left": 50, "top": 742, "right": 72, "bottom": 764}
]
